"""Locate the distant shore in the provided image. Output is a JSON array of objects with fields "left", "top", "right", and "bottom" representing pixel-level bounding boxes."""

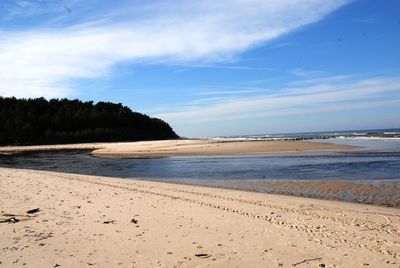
[
  {"left": 0, "top": 168, "right": 398, "bottom": 267},
  {"left": 0, "top": 139, "right": 356, "bottom": 157}
]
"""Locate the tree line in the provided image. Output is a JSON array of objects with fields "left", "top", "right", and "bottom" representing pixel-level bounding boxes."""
[{"left": 0, "top": 97, "right": 179, "bottom": 145}]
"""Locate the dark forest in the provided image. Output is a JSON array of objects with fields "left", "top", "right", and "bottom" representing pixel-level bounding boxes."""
[{"left": 0, "top": 97, "right": 179, "bottom": 145}]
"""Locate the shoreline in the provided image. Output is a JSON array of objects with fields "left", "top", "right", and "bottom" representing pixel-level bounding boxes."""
[
  {"left": 143, "top": 178, "right": 400, "bottom": 208},
  {"left": 2, "top": 162, "right": 399, "bottom": 208},
  {"left": 1, "top": 168, "right": 399, "bottom": 267},
  {"left": 1, "top": 139, "right": 397, "bottom": 208}
]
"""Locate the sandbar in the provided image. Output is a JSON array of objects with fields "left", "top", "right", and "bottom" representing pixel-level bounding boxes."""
[{"left": 0, "top": 139, "right": 356, "bottom": 157}]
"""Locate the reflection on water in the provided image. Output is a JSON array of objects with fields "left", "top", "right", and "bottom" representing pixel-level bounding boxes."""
[{"left": 1, "top": 138, "right": 400, "bottom": 207}]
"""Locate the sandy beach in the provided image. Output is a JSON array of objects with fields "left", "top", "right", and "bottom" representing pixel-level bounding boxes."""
[
  {"left": 0, "top": 139, "right": 354, "bottom": 157},
  {"left": 2, "top": 0, "right": 398, "bottom": 267},
  {"left": 1, "top": 168, "right": 399, "bottom": 267}
]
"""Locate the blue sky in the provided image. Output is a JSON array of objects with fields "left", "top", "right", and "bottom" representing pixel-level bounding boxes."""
[{"left": 0, "top": 0, "right": 399, "bottom": 137}]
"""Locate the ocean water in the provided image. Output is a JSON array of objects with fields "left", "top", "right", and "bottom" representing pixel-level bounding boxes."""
[
  {"left": 211, "top": 128, "right": 400, "bottom": 141},
  {"left": 1, "top": 129, "right": 400, "bottom": 207}
]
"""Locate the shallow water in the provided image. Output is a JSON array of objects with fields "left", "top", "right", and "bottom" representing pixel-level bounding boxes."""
[{"left": 1, "top": 138, "right": 400, "bottom": 207}]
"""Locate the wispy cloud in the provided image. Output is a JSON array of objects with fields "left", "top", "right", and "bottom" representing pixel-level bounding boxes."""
[
  {"left": 354, "top": 17, "right": 379, "bottom": 24},
  {"left": 155, "top": 76, "right": 400, "bottom": 125},
  {"left": 287, "top": 75, "right": 349, "bottom": 86},
  {"left": 194, "top": 88, "right": 264, "bottom": 96},
  {"left": 169, "top": 64, "right": 275, "bottom": 72},
  {"left": 0, "top": 0, "right": 349, "bottom": 98},
  {"left": 290, "top": 68, "right": 326, "bottom": 78}
]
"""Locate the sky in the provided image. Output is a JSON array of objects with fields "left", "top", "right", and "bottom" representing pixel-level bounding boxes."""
[{"left": 0, "top": 0, "right": 399, "bottom": 137}]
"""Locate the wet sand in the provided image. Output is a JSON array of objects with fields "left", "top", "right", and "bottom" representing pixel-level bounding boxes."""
[
  {"left": 1, "top": 168, "right": 399, "bottom": 267},
  {"left": 0, "top": 139, "right": 355, "bottom": 157},
  {"left": 201, "top": 180, "right": 400, "bottom": 207}
]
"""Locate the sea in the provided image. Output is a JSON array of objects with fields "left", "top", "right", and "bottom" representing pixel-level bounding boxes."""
[{"left": 1, "top": 128, "right": 400, "bottom": 207}]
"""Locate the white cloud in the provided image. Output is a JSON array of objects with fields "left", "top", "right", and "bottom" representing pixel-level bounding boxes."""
[
  {"left": 0, "top": 0, "right": 349, "bottom": 98},
  {"left": 155, "top": 76, "right": 400, "bottom": 125}
]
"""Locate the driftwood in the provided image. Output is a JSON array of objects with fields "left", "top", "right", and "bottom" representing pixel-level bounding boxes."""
[
  {"left": 0, "top": 217, "right": 20, "bottom": 224},
  {"left": 195, "top": 253, "right": 211, "bottom": 258},
  {"left": 292, "top": 257, "right": 322, "bottom": 266},
  {"left": 0, "top": 209, "right": 41, "bottom": 224}
]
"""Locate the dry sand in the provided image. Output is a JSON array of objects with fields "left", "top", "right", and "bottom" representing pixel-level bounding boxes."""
[
  {"left": 1, "top": 168, "right": 399, "bottom": 267},
  {"left": 0, "top": 139, "right": 354, "bottom": 157}
]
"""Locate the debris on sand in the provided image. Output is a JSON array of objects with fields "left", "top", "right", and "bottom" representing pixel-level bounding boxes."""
[
  {"left": 26, "top": 208, "right": 40, "bottom": 214},
  {"left": 1, "top": 209, "right": 41, "bottom": 224},
  {"left": 195, "top": 253, "right": 211, "bottom": 258},
  {"left": 0, "top": 217, "right": 20, "bottom": 224},
  {"left": 292, "top": 257, "right": 322, "bottom": 267}
]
